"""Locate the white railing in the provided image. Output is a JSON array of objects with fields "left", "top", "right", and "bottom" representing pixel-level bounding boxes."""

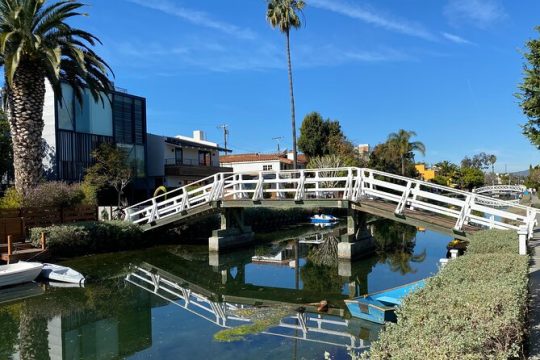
[
  {"left": 474, "top": 184, "right": 526, "bottom": 195},
  {"left": 126, "top": 265, "right": 369, "bottom": 350},
  {"left": 125, "top": 167, "right": 538, "bottom": 238}
]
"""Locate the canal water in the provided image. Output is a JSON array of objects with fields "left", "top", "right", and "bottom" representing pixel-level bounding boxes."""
[{"left": 0, "top": 220, "right": 451, "bottom": 360}]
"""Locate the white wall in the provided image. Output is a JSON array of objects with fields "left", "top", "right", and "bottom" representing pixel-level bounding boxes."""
[
  {"left": 220, "top": 160, "right": 281, "bottom": 173},
  {"left": 42, "top": 82, "right": 56, "bottom": 173}
]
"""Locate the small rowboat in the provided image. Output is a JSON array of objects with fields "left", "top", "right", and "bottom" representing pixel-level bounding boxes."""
[
  {"left": 41, "top": 263, "right": 86, "bottom": 285},
  {"left": 0, "top": 261, "right": 43, "bottom": 288},
  {"left": 344, "top": 279, "right": 426, "bottom": 324},
  {"left": 310, "top": 214, "right": 338, "bottom": 224}
]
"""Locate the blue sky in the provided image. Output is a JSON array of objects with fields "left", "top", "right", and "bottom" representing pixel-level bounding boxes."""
[{"left": 74, "top": 0, "right": 540, "bottom": 172}]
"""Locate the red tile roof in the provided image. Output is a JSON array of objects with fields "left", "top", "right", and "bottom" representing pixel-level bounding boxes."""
[{"left": 220, "top": 153, "right": 307, "bottom": 165}]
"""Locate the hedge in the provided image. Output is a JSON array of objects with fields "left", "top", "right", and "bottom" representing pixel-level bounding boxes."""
[
  {"left": 363, "top": 229, "right": 529, "bottom": 360},
  {"left": 29, "top": 221, "right": 146, "bottom": 257}
]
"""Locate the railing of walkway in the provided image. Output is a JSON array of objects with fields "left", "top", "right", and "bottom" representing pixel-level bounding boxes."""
[{"left": 125, "top": 168, "right": 538, "bottom": 238}]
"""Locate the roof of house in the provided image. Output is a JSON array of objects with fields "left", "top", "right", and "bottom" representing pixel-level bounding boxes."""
[
  {"left": 165, "top": 137, "right": 231, "bottom": 152},
  {"left": 220, "top": 153, "right": 307, "bottom": 165}
]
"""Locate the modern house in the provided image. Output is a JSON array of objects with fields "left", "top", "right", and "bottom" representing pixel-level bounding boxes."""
[
  {"left": 219, "top": 152, "right": 307, "bottom": 173},
  {"left": 357, "top": 144, "right": 370, "bottom": 161},
  {"left": 147, "top": 130, "right": 232, "bottom": 188},
  {"left": 42, "top": 81, "right": 147, "bottom": 183}
]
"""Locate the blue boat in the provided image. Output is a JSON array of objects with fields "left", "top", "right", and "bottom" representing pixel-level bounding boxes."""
[
  {"left": 310, "top": 214, "right": 338, "bottom": 224},
  {"left": 344, "top": 279, "right": 426, "bottom": 324}
]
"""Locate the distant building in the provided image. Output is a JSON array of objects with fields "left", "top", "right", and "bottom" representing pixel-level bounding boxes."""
[
  {"left": 147, "top": 130, "right": 232, "bottom": 188},
  {"left": 220, "top": 152, "right": 307, "bottom": 173},
  {"left": 415, "top": 164, "right": 437, "bottom": 181},
  {"left": 357, "top": 144, "right": 370, "bottom": 161},
  {"left": 42, "top": 81, "right": 147, "bottom": 183}
]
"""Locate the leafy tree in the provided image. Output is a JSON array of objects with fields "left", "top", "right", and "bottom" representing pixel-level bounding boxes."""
[
  {"left": 298, "top": 112, "right": 328, "bottom": 157},
  {"left": 458, "top": 167, "right": 485, "bottom": 190},
  {"left": 0, "top": 0, "right": 113, "bottom": 195},
  {"left": 369, "top": 138, "right": 419, "bottom": 177},
  {"left": 298, "top": 112, "right": 362, "bottom": 165},
  {"left": 525, "top": 165, "right": 540, "bottom": 190},
  {"left": 0, "top": 110, "right": 13, "bottom": 184},
  {"left": 85, "top": 143, "right": 132, "bottom": 207},
  {"left": 387, "top": 129, "right": 426, "bottom": 176},
  {"left": 517, "top": 27, "right": 540, "bottom": 148},
  {"left": 266, "top": 0, "right": 305, "bottom": 169},
  {"left": 461, "top": 152, "right": 495, "bottom": 170}
]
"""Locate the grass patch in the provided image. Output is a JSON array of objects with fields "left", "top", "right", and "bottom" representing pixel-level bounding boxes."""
[{"left": 363, "top": 229, "right": 529, "bottom": 360}]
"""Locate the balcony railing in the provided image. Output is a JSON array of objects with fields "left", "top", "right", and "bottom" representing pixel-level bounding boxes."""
[{"left": 165, "top": 158, "right": 210, "bottom": 167}]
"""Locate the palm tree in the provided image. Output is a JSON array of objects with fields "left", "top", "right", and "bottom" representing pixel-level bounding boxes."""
[
  {"left": 266, "top": 0, "right": 305, "bottom": 169},
  {"left": 488, "top": 154, "right": 497, "bottom": 185},
  {"left": 0, "top": 0, "right": 112, "bottom": 195},
  {"left": 388, "top": 129, "right": 426, "bottom": 176}
]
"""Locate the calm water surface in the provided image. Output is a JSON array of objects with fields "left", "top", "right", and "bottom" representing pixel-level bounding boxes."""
[{"left": 0, "top": 220, "right": 451, "bottom": 360}]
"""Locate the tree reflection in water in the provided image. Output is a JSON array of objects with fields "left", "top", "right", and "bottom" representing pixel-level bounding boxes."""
[
  {"left": 302, "top": 236, "right": 342, "bottom": 294},
  {"left": 372, "top": 219, "right": 427, "bottom": 275}
]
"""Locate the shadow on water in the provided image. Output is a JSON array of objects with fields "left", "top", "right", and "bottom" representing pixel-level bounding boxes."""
[{"left": 0, "top": 219, "right": 446, "bottom": 360}]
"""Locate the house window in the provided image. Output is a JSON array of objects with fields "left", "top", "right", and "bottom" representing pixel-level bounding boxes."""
[
  {"left": 199, "top": 151, "right": 211, "bottom": 166},
  {"left": 263, "top": 165, "right": 272, "bottom": 171},
  {"left": 175, "top": 148, "right": 183, "bottom": 165}
]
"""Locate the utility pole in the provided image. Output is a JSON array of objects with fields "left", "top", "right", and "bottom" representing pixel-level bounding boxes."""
[
  {"left": 217, "top": 124, "right": 229, "bottom": 151},
  {"left": 272, "top": 136, "right": 284, "bottom": 153}
]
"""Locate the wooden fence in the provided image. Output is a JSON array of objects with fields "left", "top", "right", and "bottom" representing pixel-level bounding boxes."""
[{"left": 0, "top": 206, "right": 98, "bottom": 244}]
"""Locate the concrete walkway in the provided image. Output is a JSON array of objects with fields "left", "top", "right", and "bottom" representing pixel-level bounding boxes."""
[
  {"left": 530, "top": 229, "right": 540, "bottom": 359},
  {"left": 529, "top": 195, "right": 540, "bottom": 359}
]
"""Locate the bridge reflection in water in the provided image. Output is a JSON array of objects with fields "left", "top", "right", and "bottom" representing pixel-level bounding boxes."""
[{"left": 125, "top": 263, "right": 381, "bottom": 351}]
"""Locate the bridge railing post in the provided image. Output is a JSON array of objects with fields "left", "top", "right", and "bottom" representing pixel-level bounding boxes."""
[
  {"left": 315, "top": 171, "right": 320, "bottom": 199},
  {"left": 518, "top": 225, "right": 528, "bottom": 255}
]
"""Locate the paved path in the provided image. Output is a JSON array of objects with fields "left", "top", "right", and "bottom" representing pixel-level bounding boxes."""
[{"left": 529, "top": 195, "right": 540, "bottom": 359}]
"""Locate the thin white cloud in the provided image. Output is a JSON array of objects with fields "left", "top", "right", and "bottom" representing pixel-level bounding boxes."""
[
  {"left": 442, "top": 32, "right": 474, "bottom": 45},
  {"left": 127, "top": 0, "right": 256, "bottom": 40},
  {"left": 444, "top": 0, "right": 506, "bottom": 28},
  {"left": 309, "top": 0, "right": 436, "bottom": 41}
]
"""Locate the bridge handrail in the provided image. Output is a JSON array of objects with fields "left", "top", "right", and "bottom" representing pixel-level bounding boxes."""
[{"left": 125, "top": 167, "right": 539, "bottom": 238}]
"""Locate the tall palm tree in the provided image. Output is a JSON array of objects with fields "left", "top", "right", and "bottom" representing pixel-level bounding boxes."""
[
  {"left": 266, "top": 0, "right": 305, "bottom": 169},
  {"left": 388, "top": 129, "right": 426, "bottom": 176},
  {"left": 0, "top": 0, "right": 112, "bottom": 194}
]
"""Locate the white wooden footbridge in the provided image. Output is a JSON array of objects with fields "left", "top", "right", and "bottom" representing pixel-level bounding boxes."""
[{"left": 125, "top": 167, "right": 537, "bottom": 245}]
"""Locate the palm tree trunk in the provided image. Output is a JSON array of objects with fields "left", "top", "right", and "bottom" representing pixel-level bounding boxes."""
[
  {"left": 401, "top": 156, "right": 406, "bottom": 176},
  {"left": 286, "top": 29, "right": 298, "bottom": 169},
  {"left": 6, "top": 62, "right": 46, "bottom": 195}
]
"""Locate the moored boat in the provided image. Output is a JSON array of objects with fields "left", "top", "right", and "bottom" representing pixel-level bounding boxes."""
[
  {"left": 0, "top": 261, "right": 43, "bottom": 288},
  {"left": 41, "top": 263, "right": 86, "bottom": 285},
  {"left": 310, "top": 214, "right": 338, "bottom": 224},
  {"left": 344, "top": 279, "right": 426, "bottom": 324}
]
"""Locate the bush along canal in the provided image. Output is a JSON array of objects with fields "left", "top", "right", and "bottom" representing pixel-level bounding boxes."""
[{"left": 0, "top": 219, "right": 453, "bottom": 359}]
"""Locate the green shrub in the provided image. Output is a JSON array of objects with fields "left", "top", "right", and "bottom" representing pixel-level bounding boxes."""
[
  {"left": 24, "top": 182, "right": 85, "bottom": 208},
  {"left": 0, "top": 187, "right": 22, "bottom": 209},
  {"left": 30, "top": 221, "right": 146, "bottom": 257},
  {"left": 364, "top": 230, "right": 529, "bottom": 360},
  {"left": 81, "top": 181, "right": 98, "bottom": 206},
  {"left": 466, "top": 229, "right": 518, "bottom": 255}
]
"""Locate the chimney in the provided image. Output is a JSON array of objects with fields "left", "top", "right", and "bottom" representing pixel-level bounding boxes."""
[{"left": 193, "top": 130, "right": 205, "bottom": 141}]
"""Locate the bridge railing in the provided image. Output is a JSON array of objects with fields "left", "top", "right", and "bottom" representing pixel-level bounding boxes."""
[{"left": 125, "top": 167, "right": 538, "bottom": 238}]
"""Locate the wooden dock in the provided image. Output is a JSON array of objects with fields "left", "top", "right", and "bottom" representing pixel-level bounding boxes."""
[{"left": 0, "top": 234, "right": 48, "bottom": 264}]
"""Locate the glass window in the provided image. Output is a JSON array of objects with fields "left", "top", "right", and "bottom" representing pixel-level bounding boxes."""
[
  {"left": 199, "top": 151, "right": 210, "bottom": 166},
  {"left": 57, "top": 84, "right": 74, "bottom": 131}
]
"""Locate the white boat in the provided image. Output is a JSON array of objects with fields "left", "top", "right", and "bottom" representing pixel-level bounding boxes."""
[
  {"left": 0, "top": 261, "right": 43, "bottom": 288},
  {"left": 41, "top": 263, "right": 86, "bottom": 285},
  {"left": 310, "top": 214, "right": 338, "bottom": 224}
]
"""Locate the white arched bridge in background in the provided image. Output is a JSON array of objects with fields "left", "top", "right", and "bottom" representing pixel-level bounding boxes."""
[
  {"left": 472, "top": 185, "right": 526, "bottom": 207},
  {"left": 125, "top": 167, "right": 538, "bottom": 253}
]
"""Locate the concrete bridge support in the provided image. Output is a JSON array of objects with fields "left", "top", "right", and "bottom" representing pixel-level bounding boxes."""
[
  {"left": 209, "top": 208, "right": 254, "bottom": 252},
  {"left": 337, "top": 207, "right": 375, "bottom": 260}
]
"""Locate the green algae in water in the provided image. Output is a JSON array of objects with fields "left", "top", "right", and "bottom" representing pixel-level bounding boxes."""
[{"left": 213, "top": 306, "right": 293, "bottom": 342}]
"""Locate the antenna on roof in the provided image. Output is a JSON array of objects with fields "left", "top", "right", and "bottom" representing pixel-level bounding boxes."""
[
  {"left": 217, "top": 124, "right": 229, "bottom": 152},
  {"left": 272, "top": 136, "right": 283, "bottom": 153}
]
